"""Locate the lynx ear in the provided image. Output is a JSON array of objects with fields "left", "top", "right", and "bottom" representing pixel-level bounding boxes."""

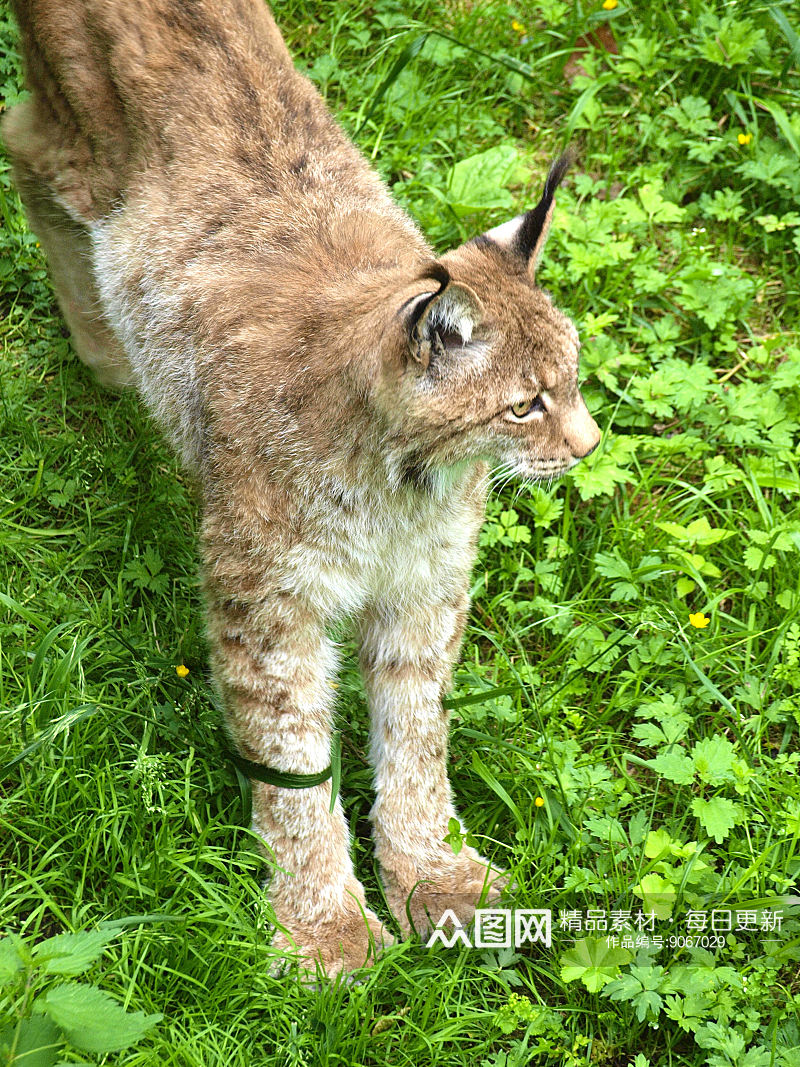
[
  {"left": 483, "top": 150, "right": 573, "bottom": 276},
  {"left": 401, "top": 266, "right": 483, "bottom": 369}
]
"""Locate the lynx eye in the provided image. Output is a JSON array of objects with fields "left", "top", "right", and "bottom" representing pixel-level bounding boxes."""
[{"left": 509, "top": 396, "right": 545, "bottom": 419}]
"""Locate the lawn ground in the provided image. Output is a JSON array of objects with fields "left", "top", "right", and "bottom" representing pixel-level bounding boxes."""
[{"left": 1, "top": 1, "right": 799, "bottom": 1064}]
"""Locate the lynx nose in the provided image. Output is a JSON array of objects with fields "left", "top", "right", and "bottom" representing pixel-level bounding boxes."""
[{"left": 564, "top": 395, "right": 601, "bottom": 459}]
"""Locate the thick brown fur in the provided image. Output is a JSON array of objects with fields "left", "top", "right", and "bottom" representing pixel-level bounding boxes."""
[{"left": 3, "top": 0, "right": 601, "bottom": 978}]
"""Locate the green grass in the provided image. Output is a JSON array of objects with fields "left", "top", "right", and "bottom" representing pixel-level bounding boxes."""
[{"left": 2, "top": 0, "right": 800, "bottom": 1064}]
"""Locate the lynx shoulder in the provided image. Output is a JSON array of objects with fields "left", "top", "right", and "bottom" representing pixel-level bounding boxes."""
[{"left": 3, "top": 0, "right": 600, "bottom": 977}]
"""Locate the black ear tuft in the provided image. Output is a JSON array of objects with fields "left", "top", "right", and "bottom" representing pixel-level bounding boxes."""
[
  {"left": 514, "top": 148, "right": 575, "bottom": 263},
  {"left": 542, "top": 148, "right": 575, "bottom": 203}
]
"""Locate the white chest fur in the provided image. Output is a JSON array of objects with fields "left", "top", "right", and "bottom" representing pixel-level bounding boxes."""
[{"left": 286, "top": 477, "right": 485, "bottom": 622}]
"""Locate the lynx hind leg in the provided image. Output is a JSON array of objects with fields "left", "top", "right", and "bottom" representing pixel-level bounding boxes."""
[
  {"left": 360, "top": 592, "right": 506, "bottom": 936},
  {"left": 3, "top": 104, "right": 131, "bottom": 389}
]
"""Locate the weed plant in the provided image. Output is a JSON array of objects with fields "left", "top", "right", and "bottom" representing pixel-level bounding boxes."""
[{"left": 1, "top": 1, "right": 799, "bottom": 1064}]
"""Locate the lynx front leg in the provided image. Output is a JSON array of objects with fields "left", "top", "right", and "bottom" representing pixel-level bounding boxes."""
[
  {"left": 205, "top": 583, "right": 390, "bottom": 977},
  {"left": 360, "top": 593, "right": 505, "bottom": 935}
]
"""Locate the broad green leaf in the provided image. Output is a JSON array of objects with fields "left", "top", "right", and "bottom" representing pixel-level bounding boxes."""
[
  {"left": 691, "top": 796, "right": 742, "bottom": 843},
  {"left": 666, "top": 963, "right": 719, "bottom": 998},
  {"left": 657, "top": 521, "right": 691, "bottom": 541},
  {"left": 37, "top": 983, "right": 161, "bottom": 1054},
  {"left": 632, "top": 988, "right": 664, "bottom": 1022},
  {"left": 446, "top": 145, "right": 518, "bottom": 217},
  {"left": 593, "top": 550, "right": 633, "bottom": 581},
  {"left": 630, "top": 359, "right": 715, "bottom": 416},
  {"left": 668, "top": 546, "right": 722, "bottom": 578},
  {"left": 444, "top": 815, "right": 464, "bottom": 855},
  {"left": 639, "top": 181, "right": 684, "bottom": 223},
  {"left": 676, "top": 265, "right": 755, "bottom": 329},
  {"left": 308, "top": 53, "right": 338, "bottom": 83},
  {"left": 697, "top": 13, "right": 767, "bottom": 66},
  {"left": 571, "top": 450, "right": 636, "bottom": 500},
  {"left": 529, "top": 490, "right": 563, "bottom": 528},
  {"left": 756, "top": 212, "right": 800, "bottom": 231},
  {"left": 771, "top": 346, "right": 800, "bottom": 391},
  {"left": 744, "top": 545, "right": 777, "bottom": 571},
  {"left": 584, "top": 815, "right": 627, "bottom": 845},
  {"left": 704, "top": 456, "right": 743, "bottom": 490},
  {"left": 632, "top": 722, "right": 669, "bottom": 746},
  {"left": 0, "top": 1016, "right": 62, "bottom": 1067},
  {"left": 699, "top": 187, "right": 745, "bottom": 222},
  {"left": 697, "top": 555, "right": 721, "bottom": 578},
  {"left": 664, "top": 94, "right": 714, "bottom": 134},
  {"left": 747, "top": 528, "right": 796, "bottom": 551},
  {"left": 635, "top": 695, "right": 692, "bottom": 744},
  {"left": 628, "top": 810, "right": 649, "bottom": 846},
  {"left": 644, "top": 829, "right": 673, "bottom": 860},
  {"left": 560, "top": 937, "right": 632, "bottom": 992},
  {"left": 32, "top": 931, "right": 116, "bottom": 976},
  {"left": 657, "top": 517, "right": 733, "bottom": 546},
  {"left": 739, "top": 1046, "right": 772, "bottom": 1067},
  {"left": 694, "top": 1020, "right": 747, "bottom": 1057},
  {"left": 691, "top": 736, "right": 736, "bottom": 785},
  {"left": 604, "top": 964, "right": 667, "bottom": 1021},
  {"left": 633, "top": 873, "right": 676, "bottom": 919},
  {"left": 782, "top": 803, "right": 800, "bottom": 835},
  {"left": 684, "top": 517, "right": 735, "bottom": 545},
  {"left": 635, "top": 694, "right": 684, "bottom": 718},
  {"left": 610, "top": 581, "right": 639, "bottom": 602},
  {"left": 650, "top": 749, "right": 695, "bottom": 785},
  {"left": 602, "top": 971, "right": 641, "bottom": 1001},
  {"left": 0, "top": 935, "right": 25, "bottom": 985}
]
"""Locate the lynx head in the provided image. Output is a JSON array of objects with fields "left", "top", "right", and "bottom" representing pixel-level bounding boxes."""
[{"left": 381, "top": 153, "right": 601, "bottom": 489}]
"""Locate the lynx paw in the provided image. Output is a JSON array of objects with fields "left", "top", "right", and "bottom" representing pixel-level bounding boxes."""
[
  {"left": 381, "top": 845, "right": 507, "bottom": 936},
  {"left": 269, "top": 904, "right": 393, "bottom": 981}
]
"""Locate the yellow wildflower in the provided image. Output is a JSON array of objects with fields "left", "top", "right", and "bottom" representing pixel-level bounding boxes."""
[
  {"left": 176, "top": 663, "right": 190, "bottom": 677},
  {"left": 535, "top": 796, "right": 545, "bottom": 808},
  {"left": 737, "top": 132, "right": 752, "bottom": 145},
  {"left": 689, "top": 613, "right": 710, "bottom": 629},
  {"left": 511, "top": 19, "right": 526, "bottom": 34},
  {"left": 602, "top": 0, "right": 618, "bottom": 9}
]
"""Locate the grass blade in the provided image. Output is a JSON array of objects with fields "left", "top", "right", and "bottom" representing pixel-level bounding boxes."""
[
  {"left": 769, "top": 5, "right": 800, "bottom": 68},
  {"left": 357, "top": 33, "right": 428, "bottom": 130}
]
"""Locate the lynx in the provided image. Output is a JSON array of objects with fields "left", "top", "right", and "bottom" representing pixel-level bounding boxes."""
[{"left": 3, "top": 0, "right": 601, "bottom": 977}]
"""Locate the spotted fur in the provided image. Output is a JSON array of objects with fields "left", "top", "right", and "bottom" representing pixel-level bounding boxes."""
[{"left": 3, "top": 0, "right": 601, "bottom": 977}]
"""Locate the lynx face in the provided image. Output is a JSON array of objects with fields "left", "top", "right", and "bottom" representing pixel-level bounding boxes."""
[{"left": 379, "top": 158, "right": 601, "bottom": 489}]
